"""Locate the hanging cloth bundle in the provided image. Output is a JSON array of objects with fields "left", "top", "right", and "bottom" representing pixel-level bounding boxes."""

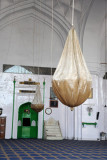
[
  {"left": 31, "top": 85, "right": 44, "bottom": 112},
  {"left": 52, "top": 27, "right": 92, "bottom": 108}
]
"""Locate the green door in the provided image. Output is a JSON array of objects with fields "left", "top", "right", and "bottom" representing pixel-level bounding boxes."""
[{"left": 17, "top": 102, "right": 38, "bottom": 138}]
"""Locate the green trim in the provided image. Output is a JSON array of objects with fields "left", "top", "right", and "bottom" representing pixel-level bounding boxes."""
[
  {"left": 11, "top": 77, "right": 16, "bottom": 139},
  {"left": 42, "top": 79, "right": 46, "bottom": 139},
  {"left": 82, "top": 122, "right": 97, "bottom": 127},
  {"left": 88, "top": 112, "right": 91, "bottom": 116}
]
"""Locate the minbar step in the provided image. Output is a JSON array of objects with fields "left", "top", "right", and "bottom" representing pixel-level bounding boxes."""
[
  {"left": 46, "top": 133, "right": 61, "bottom": 136},
  {"left": 47, "top": 136, "right": 63, "bottom": 140}
]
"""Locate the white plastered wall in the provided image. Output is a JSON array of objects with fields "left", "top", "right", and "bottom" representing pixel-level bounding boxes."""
[
  {"left": 0, "top": 16, "right": 63, "bottom": 70},
  {"left": 0, "top": 72, "right": 105, "bottom": 141},
  {"left": 0, "top": 0, "right": 106, "bottom": 141},
  {"left": 83, "top": 0, "right": 105, "bottom": 74},
  {"left": 0, "top": 73, "right": 72, "bottom": 139}
]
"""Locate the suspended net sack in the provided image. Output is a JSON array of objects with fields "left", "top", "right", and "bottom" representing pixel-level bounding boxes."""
[
  {"left": 52, "top": 27, "right": 92, "bottom": 109},
  {"left": 31, "top": 85, "right": 44, "bottom": 112}
]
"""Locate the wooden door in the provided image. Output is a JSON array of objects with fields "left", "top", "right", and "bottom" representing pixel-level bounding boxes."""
[{"left": 0, "top": 117, "right": 6, "bottom": 139}]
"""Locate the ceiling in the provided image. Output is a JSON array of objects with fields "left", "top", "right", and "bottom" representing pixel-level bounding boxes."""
[
  {"left": 0, "top": 0, "right": 95, "bottom": 51},
  {"left": 0, "top": 0, "right": 94, "bottom": 31},
  {"left": 0, "top": 0, "right": 106, "bottom": 75}
]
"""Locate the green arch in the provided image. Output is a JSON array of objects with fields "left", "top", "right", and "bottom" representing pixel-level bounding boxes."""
[{"left": 17, "top": 102, "right": 38, "bottom": 138}]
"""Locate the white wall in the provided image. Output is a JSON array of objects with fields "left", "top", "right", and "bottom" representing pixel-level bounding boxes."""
[
  {"left": 0, "top": 0, "right": 106, "bottom": 141},
  {"left": 83, "top": 0, "right": 105, "bottom": 74},
  {"left": 0, "top": 16, "right": 63, "bottom": 70},
  {"left": 0, "top": 72, "right": 106, "bottom": 141},
  {"left": 0, "top": 73, "right": 68, "bottom": 139}
]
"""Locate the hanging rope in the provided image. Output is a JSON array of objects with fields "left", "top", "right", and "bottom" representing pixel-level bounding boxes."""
[
  {"left": 105, "top": 0, "right": 107, "bottom": 106},
  {"left": 51, "top": 0, "right": 54, "bottom": 76},
  {"left": 103, "top": 0, "right": 107, "bottom": 107},
  {"left": 57, "top": 0, "right": 94, "bottom": 27},
  {"left": 104, "top": 0, "right": 107, "bottom": 133},
  {"left": 32, "top": 9, "right": 35, "bottom": 74},
  {"left": 6, "top": 0, "right": 15, "bottom": 64},
  {"left": 38, "top": 0, "right": 42, "bottom": 81},
  {"left": 32, "top": 0, "right": 40, "bottom": 80},
  {"left": 71, "top": 0, "right": 74, "bottom": 26},
  {"left": 105, "top": 0, "right": 107, "bottom": 74},
  {"left": 31, "top": 0, "right": 44, "bottom": 113}
]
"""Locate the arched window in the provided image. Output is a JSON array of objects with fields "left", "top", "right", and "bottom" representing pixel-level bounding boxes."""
[
  {"left": 3, "top": 64, "right": 56, "bottom": 75},
  {"left": 4, "top": 65, "right": 32, "bottom": 74}
]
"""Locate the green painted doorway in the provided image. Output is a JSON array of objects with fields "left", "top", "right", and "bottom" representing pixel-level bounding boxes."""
[{"left": 17, "top": 102, "right": 38, "bottom": 138}]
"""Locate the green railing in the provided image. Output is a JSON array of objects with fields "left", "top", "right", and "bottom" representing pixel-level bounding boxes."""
[
  {"left": 11, "top": 77, "right": 16, "bottom": 139},
  {"left": 42, "top": 79, "right": 46, "bottom": 139},
  {"left": 82, "top": 122, "right": 97, "bottom": 128}
]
